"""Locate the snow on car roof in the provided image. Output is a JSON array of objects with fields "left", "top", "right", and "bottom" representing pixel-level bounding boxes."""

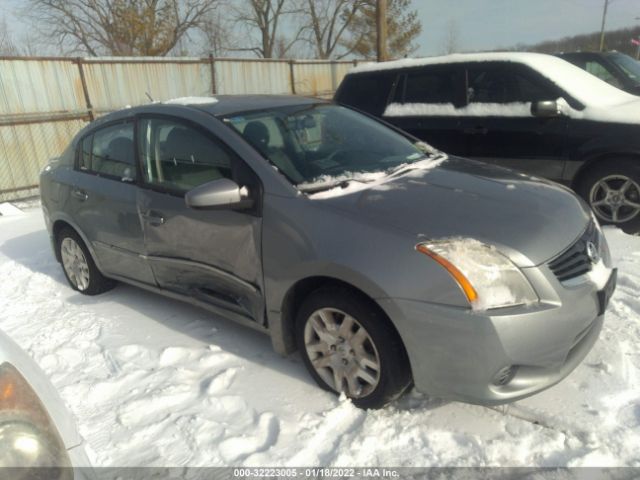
[
  {"left": 350, "top": 52, "right": 637, "bottom": 108},
  {"left": 163, "top": 96, "right": 219, "bottom": 105}
]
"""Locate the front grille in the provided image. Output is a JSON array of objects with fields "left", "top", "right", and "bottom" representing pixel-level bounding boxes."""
[{"left": 548, "top": 221, "right": 598, "bottom": 282}]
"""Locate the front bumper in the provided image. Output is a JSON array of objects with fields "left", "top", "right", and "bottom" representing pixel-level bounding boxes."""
[{"left": 378, "top": 263, "right": 616, "bottom": 405}]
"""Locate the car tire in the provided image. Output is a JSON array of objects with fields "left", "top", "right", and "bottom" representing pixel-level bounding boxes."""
[
  {"left": 57, "top": 228, "right": 116, "bottom": 295},
  {"left": 295, "top": 286, "right": 412, "bottom": 409},
  {"left": 577, "top": 159, "right": 640, "bottom": 235}
]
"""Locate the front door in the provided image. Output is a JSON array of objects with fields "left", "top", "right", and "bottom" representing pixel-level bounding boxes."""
[
  {"left": 136, "top": 116, "right": 264, "bottom": 324},
  {"left": 460, "top": 64, "right": 569, "bottom": 181}
]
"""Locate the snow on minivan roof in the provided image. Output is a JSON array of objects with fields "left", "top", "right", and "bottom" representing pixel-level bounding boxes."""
[{"left": 349, "top": 52, "right": 637, "bottom": 108}]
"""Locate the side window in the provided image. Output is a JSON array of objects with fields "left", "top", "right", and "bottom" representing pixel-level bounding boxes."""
[
  {"left": 77, "top": 122, "right": 135, "bottom": 181},
  {"left": 585, "top": 61, "right": 621, "bottom": 88},
  {"left": 515, "top": 74, "right": 552, "bottom": 102},
  {"left": 403, "top": 68, "right": 457, "bottom": 104},
  {"left": 468, "top": 69, "right": 506, "bottom": 103},
  {"left": 467, "top": 66, "right": 553, "bottom": 104},
  {"left": 138, "top": 118, "right": 233, "bottom": 193},
  {"left": 336, "top": 73, "right": 395, "bottom": 116},
  {"left": 79, "top": 136, "right": 92, "bottom": 171},
  {"left": 91, "top": 123, "right": 135, "bottom": 180}
]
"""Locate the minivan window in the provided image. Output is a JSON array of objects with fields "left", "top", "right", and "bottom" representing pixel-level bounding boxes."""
[
  {"left": 336, "top": 74, "right": 395, "bottom": 116},
  {"left": 467, "top": 67, "right": 553, "bottom": 104},
  {"left": 138, "top": 118, "right": 233, "bottom": 193},
  {"left": 404, "top": 70, "right": 456, "bottom": 104},
  {"left": 79, "top": 122, "right": 135, "bottom": 181}
]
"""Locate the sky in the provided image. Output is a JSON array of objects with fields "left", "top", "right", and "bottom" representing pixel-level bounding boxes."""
[
  {"left": 1, "top": 0, "right": 640, "bottom": 57},
  {"left": 415, "top": 0, "right": 640, "bottom": 56}
]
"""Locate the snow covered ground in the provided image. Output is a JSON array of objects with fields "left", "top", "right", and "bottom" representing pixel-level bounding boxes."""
[{"left": 0, "top": 203, "right": 639, "bottom": 467}]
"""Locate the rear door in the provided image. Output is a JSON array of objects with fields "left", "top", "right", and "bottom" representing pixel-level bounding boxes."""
[
  {"left": 136, "top": 115, "right": 265, "bottom": 324},
  {"left": 460, "top": 63, "right": 569, "bottom": 180},
  {"left": 68, "top": 120, "right": 155, "bottom": 284},
  {"left": 381, "top": 65, "right": 469, "bottom": 156}
]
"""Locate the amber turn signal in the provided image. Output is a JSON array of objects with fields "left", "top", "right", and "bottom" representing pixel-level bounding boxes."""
[{"left": 415, "top": 244, "right": 479, "bottom": 304}]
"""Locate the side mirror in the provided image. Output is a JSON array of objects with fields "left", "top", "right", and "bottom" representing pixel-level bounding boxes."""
[
  {"left": 531, "top": 100, "right": 562, "bottom": 118},
  {"left": 185, "top": 178, "right": 253, "bottom": 210}
]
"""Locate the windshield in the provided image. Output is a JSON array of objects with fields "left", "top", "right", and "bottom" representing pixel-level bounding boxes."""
[
  {"left": 610, "top": 53, "right": 640, "bottom": 84},
  {"left": 223, "top": 104, "right": 435, "bottom": 188}
]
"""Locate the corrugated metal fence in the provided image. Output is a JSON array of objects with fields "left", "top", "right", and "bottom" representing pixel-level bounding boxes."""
[{"left": 0, "top": 56, "right": 358, "bottom": 201}]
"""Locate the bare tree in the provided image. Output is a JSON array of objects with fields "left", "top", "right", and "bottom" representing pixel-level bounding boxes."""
[
  {"left": 231, "top": 0, "right": 304, "bottom": 58},
  {"left": 302, "top": 0, "right": 367, "bottom": 59},
  {"left": 342, "top": 0, "right": 421, "bottom": 60},
  {"left": 200, "top": 7, "right": 238, "bottom": 56},
  {"left": 441, "top": 19, "right": 459, "bottom": 55},
  {"left": 0, "top": 17, "right": 19, "bottom": 55},
  {"left": 25, "top": 0, "right": 221, "bottom": 56}
]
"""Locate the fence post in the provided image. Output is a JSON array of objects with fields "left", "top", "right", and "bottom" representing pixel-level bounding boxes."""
[
  {"left": 289, "top": 60, "right": 296, "bottom": 95},
  {"left": 75, "top": 57, "right": 94, "bottom": 121},
  {"left": 209, "top": 53, "right": 217, "bottom": 94},
  {"left": 331, "top": 61, "right": 338, "bottom": 92}
]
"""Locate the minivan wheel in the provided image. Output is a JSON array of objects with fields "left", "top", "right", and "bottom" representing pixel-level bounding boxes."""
[
  {"left": 295, "top": 287, "right": 412, "bottom": 409},
  {"left": 577, "top": 159, "right": 640, "bottom": 234},
  {"left": 57, "top": 228, "right": 116, "bottom": 295}
]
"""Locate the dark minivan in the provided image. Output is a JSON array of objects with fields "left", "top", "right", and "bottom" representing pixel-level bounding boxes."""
[{"left": 335, "top": 52, "right": 640, "bottom": 233}]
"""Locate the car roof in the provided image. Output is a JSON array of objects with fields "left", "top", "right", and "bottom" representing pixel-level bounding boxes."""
[
  {"left": 97, "top": 94, "right": 327, "bottom": 123},
  {"left": 347, "top": 51, "right": 577, "bottom": 75},
  {"left": 165, "top": 94, "right": 326, "bottom": 116}
]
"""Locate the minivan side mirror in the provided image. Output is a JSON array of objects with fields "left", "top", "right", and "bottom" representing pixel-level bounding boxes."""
[
  {"left": 185, "top": 178, "right": 253, "bottom": 210},
  {"left": 531, "top": 100, "right": 562, "bottom": 118}
]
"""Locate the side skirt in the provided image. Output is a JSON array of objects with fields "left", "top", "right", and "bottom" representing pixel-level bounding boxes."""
[{"left": 104, "top": 273, "right": 270, "bottom": 336}]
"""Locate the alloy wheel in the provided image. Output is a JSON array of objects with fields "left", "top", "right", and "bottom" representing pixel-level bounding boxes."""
[
  {"left": 303, "top": 308, "right": 381, "bottom": 398},
  {"left": 60, "top": 237, "right": 90, "bottom": 291},
  {"left": 590, "top": 175, "right": 640, "bottom": 224}
]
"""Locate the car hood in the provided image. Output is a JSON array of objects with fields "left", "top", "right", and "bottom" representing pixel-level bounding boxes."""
[{"left": 313, "top": 157, "right": 591, "bottom": 267}]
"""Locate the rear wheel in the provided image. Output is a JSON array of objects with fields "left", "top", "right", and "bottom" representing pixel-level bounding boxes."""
[
  {"left": 295, "top": 287, "right": 412, "bottom": 409},
  {"left": 577, "top": 159, "right": 640, "bottom": 234},
  {"left": 57, "top": 228, "right": 116, "bottom": 295}
]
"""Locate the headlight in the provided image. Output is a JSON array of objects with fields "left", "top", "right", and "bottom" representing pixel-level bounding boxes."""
[
  {"left": 590, "top": 211, "right": 611, "bottom": 266},
  {"left": 0, "top": 362, "right": 72, "bottom": 477},
  {"left": 416, "top": 239, "right": 539, "bottom": 311}
]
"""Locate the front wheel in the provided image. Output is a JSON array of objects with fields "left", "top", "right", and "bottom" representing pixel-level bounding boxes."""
[
  {"left": 577, "top": 159, "right": 640, "bottom": 234},
  {"left": 295, "top": 287, "right": 412, "bottom": 409}
]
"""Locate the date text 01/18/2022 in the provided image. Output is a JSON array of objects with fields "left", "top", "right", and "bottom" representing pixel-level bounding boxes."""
[{"left": 232, "top": 468, "right": 401, "bottom": 477}]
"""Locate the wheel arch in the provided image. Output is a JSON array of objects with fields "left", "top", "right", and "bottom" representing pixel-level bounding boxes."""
[
  {"left": 271, "top": 275, "right": 410, "bottom": 366},
  {"left": 50, "top": 217, "right": 103, "bottom": 272},
  {"left": 571, "top": 151, "right": 640, "bottom": 191}
]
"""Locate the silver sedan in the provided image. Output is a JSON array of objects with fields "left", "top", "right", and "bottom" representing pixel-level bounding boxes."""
[{"left": 40, "top": 95, "right": 617, "bottom": 408}]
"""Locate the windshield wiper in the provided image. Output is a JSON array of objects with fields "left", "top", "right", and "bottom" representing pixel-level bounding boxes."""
[
  {"left": 297, "top": 178, "right": 375, "bottom": 194},
  {"left": 385, "top": 154, "right": 447, "bottom": 179}
]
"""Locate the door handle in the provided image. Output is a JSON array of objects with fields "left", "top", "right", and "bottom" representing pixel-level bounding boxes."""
[
  {"left": 463, "top": 126, "right": 489, "bottom": 135},
  {"left": 141, "top": 211, "right": 165, "bottom": 226},
  {"left": 71, "top": 188, "right": 88, "bottom": 201}
]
